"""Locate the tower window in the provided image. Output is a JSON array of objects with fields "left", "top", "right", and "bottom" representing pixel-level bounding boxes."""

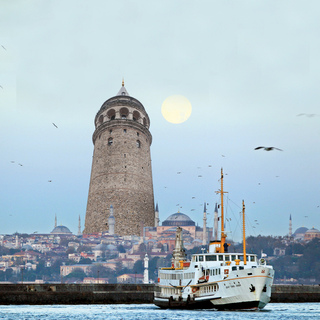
[
  {"left": 136, "top": 140, "right": 141, "bottom": 148},
  {"left": 124, "top": 129, "right": 127, "bottom": 133},
  {"left": 107, "top": 109, "right": 116, "bottom": 120},
  {"left": 108, "top": 137, "right": 113, "bottom": 146},
  {"left": 133, "top": 111, "right": 141, "bottom": 121},
  {"left": 137, "top": 132, "right": 139, "bottom": 136},
  {"left": 109, "top": 129, "right": 112, "bottom": 134},
  {"left": 120, "top": 107, "right": 129, "bottom": 120},
  {"left": 124, "top": 154, "right": 126, "bottom": 158}
]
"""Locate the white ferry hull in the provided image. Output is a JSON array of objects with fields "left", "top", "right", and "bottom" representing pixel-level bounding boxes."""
[{"left": 154, "top": 267, "right": 274, "bottom": 310}]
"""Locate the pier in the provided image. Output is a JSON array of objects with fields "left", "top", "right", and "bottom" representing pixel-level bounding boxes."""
[{"left": 0, "top": 284, "right": 319, "bottom": 304}]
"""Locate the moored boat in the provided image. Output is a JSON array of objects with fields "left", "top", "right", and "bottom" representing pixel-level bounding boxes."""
[{"left": 154, "top": 169, "right": 275, "bottom": 310}]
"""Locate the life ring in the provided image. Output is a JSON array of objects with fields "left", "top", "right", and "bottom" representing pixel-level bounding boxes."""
[
  {"left": 192, "top": 287, "right": 197, "bottom": 293},
  {"left": 224, "top": 269, "right": 229, "bottom": 275}
]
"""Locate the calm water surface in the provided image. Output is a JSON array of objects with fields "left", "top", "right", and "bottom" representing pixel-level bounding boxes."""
[{"left": 0, "top": 303, "right": 319, "bottom": 320}]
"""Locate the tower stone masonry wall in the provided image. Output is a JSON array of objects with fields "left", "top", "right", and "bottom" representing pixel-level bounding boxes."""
[{"left": 84, "top": 85, "right": 155, "bottom": 236}]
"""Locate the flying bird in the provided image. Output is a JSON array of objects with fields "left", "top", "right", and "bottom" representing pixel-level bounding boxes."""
[
  {"left": 297, "top": 113, "right": 318, "bottom": 117},
  {"left": 177, "top": 172, "right": 181, "bottom": 174},
  {"left": 1, "top": 45, "right": 6, "bottom": 50},
  {"left": 221, "top": 155, "right": 225, "bottom": 157},
  {"left": 48, "top": 180, "right": 52, "bottom": 182},
  {"left": 208, "top": 165, "right": 212, "bottom": 167},
  {"left": 255, "top": 146, "right": 283, "bottom": 151},
  {"left": 198, "top": 175, "right": 202, "bottom": 177},
  {"left": 10, "top": 161, "right": 15, "bottom": 163},
  {"left": 192, "top": 197, "right": 195, "bottom": 199},
  {"left": 52, "top": 123, "right": 58, "bottom": 128},
  {"left": 18, "top": 163, "right": 23, "bottom": 166},
  {"left": 0, "top": 85, "right": 3, "bottom": 89}
]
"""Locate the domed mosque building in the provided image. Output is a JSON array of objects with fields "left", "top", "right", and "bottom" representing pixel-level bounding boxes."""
[
  {"left": 50, "top": 225, "right": 72, "bottom": 235},
  {"left": 145, "top": 204, "right": 213, "bottom": 251},
  {"left": 304, "top": 227, "right": 320, "bottom": 241}
]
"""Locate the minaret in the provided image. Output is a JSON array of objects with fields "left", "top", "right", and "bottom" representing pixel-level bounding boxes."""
[
  {"left": 54, "top": 214, "right": 57, "bottom": 228},
  {"left": 84, "top": 82, "right": 155, "bottom": 236},
  {"left": 78, "top": 215, "right": 82, "bottom": 236},
  {"left": 289, "top": 214, "right": 292, "bottom": 237},
  {"left": 202, "top": 202, "right": 207, "bottom": 245},
  {"left": 15, "top": 234, "right": 19, "bottom": 248},
  {"left": 214, "top": 203, "right": 219, "bottom": 240},
  {"left": 108, "top": 205, "right": 115, "bottom": 235},
  {"left": 155, "top": 202, "right": 159, "bottom": 227}
]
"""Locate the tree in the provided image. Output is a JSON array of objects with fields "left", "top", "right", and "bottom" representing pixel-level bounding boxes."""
[
  {"left": 78, "top": 258, "right": 92, "bottom": 265},
  {"left": 64, "top": 268, "right": 86, "bottom": 281},
  {"left": 117, "top": 244, "right": 126, "bottom": 253},
  {"left": 132, "top": 260, "right": 143, "bottom": 274}
]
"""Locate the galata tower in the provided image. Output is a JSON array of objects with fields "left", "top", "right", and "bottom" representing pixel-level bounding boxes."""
[{"left": 84, "top": 81, "right": 155, "bottom": 236}]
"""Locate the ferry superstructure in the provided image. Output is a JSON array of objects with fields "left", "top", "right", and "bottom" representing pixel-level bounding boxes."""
[{"left": 154, "top": 169, "right": 274, "bottom": 310}]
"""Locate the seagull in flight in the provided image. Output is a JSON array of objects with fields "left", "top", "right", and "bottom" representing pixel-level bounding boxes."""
[
  {"left": 255, "top": 146, "right": 283, "bottom": 151},
  {"left": 1, "top": 45, "right": 6, "bottom": 50},
  {"left": 52, "top": 123, "right": 58, "bottom": 128},
  {"left": 177, "top": 172, "right": 181, "bottom": 174},
  {"left": 297, "top": 113, "right": 318, "bottom": 117}
]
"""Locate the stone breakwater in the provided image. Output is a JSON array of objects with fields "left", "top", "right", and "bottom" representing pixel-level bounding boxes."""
[{"left": 0, "top": 284, "right": 319, "bottom": 305}]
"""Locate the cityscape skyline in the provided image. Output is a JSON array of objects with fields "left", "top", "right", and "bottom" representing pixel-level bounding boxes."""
[{"left": 1, "top": 1, "right": 320, "bottom": 239}]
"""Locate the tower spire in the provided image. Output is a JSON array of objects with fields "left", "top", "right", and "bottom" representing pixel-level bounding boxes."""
[
  {"left": 55, "top": 214, "right": 57, "bottom": 228},
  {"left": 122, "top": 78, "right": 124, "bottom": 86}
]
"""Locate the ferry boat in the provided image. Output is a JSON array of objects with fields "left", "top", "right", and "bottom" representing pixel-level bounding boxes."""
[{"left": 154, "top": 169, "right": 274, "bottom": 310}]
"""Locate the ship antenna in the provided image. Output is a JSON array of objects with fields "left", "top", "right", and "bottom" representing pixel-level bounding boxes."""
[
  {"left": 242, "top": 200, "right": 247, "bottom": 265},
  {"left": 215, "top": 168, "right": 228, "bottom": 253}
]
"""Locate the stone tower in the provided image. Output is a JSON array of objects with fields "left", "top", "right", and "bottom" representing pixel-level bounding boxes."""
[{"left": 84, "top": 82, "right": 155, "bottom": 236}]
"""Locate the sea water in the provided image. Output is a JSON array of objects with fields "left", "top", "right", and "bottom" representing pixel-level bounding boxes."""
[{"left": 0, "top": 303, "right": 319, "bottom": 320}]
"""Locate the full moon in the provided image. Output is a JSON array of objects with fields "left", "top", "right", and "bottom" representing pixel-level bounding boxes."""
[{"left": 161, "top": 95, "right": 192, "bottom": 124}]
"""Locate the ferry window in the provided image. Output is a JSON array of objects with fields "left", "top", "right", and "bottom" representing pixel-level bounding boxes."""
[
  {"left": 195, "top": 256, "right": 198, "bottom": 262},
  {"left": 238, "top": 255, "right": 243, "bottom": 261},
  {"left": 199, "top": 256, "right": 204, "bottom": 262},
  {"left": 250, "top": 256, "right": 255, "bottom": 262},
  {"left": 225, "top": 255, "right": 230, "bottom": 261},
  {"left": 231, "top": 255, "right": 236, "bottom": 261},
  {"left": 232, "top": 266, "right": 237, "bottom": 271},
  {"left": 218, "top": 255, "right": 223, "bottom": 261},
  {"left": 206, "top": 255, "right": 217, "bottom": 261},
  {"left": 239, "top": 266, "right": 244, "bottom": 270}
]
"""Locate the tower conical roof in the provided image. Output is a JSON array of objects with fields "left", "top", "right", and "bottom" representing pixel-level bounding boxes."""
[{"left": 116, "top": 80, "right": 129, "bottom": 96}]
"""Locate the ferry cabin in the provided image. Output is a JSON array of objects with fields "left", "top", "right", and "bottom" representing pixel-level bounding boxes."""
[{"left": 158, "top": 252, "right": 262, "bottom": 296}]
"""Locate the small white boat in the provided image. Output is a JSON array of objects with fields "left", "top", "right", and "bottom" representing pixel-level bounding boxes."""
[{"left": 154, "top": 169, "right": 274, "bottom": 310}]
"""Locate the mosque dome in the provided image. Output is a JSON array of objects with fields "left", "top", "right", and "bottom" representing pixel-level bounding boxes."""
[
  {"left": 306, "top": 227, "right": 320, "bottom": 234},
  {"left": 293, "top": 227, "right": 308, "bottom": 235},
  {"left": 93, "top": 243, "right": 108, "bottom": 251},
  {"left": 162, "top": 212, "right": 195, "bottom": 227},
  {"left": 50, "top": 225, "right": 72, "bottom": 234},
  {"left": 304, "top": 227, "right": 320, "bottom": 241}
]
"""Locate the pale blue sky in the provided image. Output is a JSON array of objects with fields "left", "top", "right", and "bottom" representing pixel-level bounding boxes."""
[{"left": 1, "top": 1, "right": 320, "bottom": 241}]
